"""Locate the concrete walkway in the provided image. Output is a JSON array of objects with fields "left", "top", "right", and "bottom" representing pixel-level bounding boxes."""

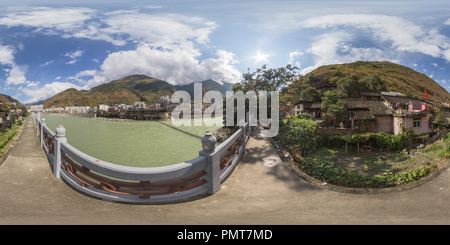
[{"left": 1, "top": 119, "right": 450, "bottom": 225}]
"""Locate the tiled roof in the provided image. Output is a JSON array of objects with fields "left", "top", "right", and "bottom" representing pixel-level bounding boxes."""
[
  {"left": 343, "top": 99, "right": 393, "bottom": 115},
  {"left": 349, "top": 110, "right": 375, "bottom": 120},
  {"left": 312, "top": 80, "right": 336, "bottom": 89}
]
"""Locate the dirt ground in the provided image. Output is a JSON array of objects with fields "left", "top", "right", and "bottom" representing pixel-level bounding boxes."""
[{"left": 310, "top": 139, "right": 448, "bottom": 178}]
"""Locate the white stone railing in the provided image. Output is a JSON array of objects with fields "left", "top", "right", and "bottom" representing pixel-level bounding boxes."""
[{"left": 32, "top": 112, "right": 251, "bottom": 204}]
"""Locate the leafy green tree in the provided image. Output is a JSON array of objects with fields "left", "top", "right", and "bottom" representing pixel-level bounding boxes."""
[
  {"left": 360, "top": 74, "right": 386, "bottom": 92},
  {"left": 434, "top": 108, "right": 448, "bottom": 128},
  {"left": 321, "top": 91, "right": 339, "bottom": 110},
  {"left": 233, "top": 64, "right": 299, "bottom": 93},
  {"left": 300, "top": 86, "right": 322, "bottom": 102},
  {"left": 321, "top": 91, "right": 348, "bottom": 126},
  {"left": 324, "top": 100, "right": 348, "bottom": 127}
]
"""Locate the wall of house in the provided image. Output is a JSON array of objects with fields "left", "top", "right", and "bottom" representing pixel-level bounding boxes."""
[
  {"left": 393, "top": 117, "right": 403, "bottom": 135},
  {"left": 410, "top": 117, "right": 429, "bottom": 135},
  {"left": 393, "top": 116, "right": 429, "bottom": 135}
]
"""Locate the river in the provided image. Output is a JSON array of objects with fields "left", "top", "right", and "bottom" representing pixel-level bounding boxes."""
[{"left": 40, "top": 114, "right": 221, "bottom": 167}]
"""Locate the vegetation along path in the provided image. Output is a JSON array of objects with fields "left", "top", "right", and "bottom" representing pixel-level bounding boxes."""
[{"left": 1, "top": 118, "right": 450, "bottom": 224}]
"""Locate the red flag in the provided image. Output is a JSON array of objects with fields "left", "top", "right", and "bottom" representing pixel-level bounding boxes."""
[{"left": 425, "top": 90, "right": 428, "bottom": 99}]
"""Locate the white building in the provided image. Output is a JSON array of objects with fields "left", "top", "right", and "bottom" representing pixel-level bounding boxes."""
[{"left": 134, "top": 101, "right": 146, "bottom": 108}]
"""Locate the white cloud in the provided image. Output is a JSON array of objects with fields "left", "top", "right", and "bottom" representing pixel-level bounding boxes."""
[
  {"left": 0, "top": 7, "right": 97, "bottom": 34},
  {"left": 0, "top": 7, "right": 241, "bottom": 102},
  {"left": 0, "top": 44, "right": 29, "bottom": 85},
  {"left": 6, "top": 64, "right": 28, "bottom": 85},
  {"left": 301, "top": 14, "right": 450, "bottom": 62},
  {"left": 0, "top": 7, "right": 218, "bottom": 48},
  {"left": 27, "top": 81, "right": 39, "bottom": 87},
  {"left": 65, "top": 50, "right": 84, "bottom": 65},
  {"left": 65, "top": 50, "right": 83, "bottom": 59},
  {"left": 102, "top": 13, "right": 217, "bottom": 47},
  {"left": 75, "top": 44, "right": 241, "bottom": 89},
  {"left": 40, "top": 60, "right": 54, "bottom": 67},
  {"left": 288, "top": 50, "right": 304, "bottom": 67},
  {"left": 299, "top": 31, "right": 396, "bottom": 74},
  {"left": 0, "top": 44, "right": 15, "bottom": 65}
]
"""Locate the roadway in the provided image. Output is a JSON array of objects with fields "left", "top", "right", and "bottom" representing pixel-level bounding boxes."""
[{"left": 1, "top": 118, "right": 450, "bottom": 225}]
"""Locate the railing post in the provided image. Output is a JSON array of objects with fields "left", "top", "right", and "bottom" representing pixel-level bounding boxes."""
[
  {"left": 40, "top": 118, "right": 45, "bottom": 147},
  {"left": 199, "top": 132, "right": 221, "bottom": 194},
  {"left": 53, "top": 125, "right": 67, "bottom": 178}
]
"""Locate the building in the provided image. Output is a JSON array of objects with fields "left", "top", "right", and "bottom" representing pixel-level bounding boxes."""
[
  {"left": 344, "top": 99, "right": 394, "bottom": 133},
  {"left": 292, "top": 101, "right": 322, "bottom": 118},
  {"left": 134, "top": 101, "right": 146, "bottom": 108},
  {"left": 379, "top": 92, "right": 430, "bottom": 135},
  {"left": 311, "top": 80, "right": 337, "bottom": 92},
  {"left": 294, "top": 91, "right": 432, "bottom": 136}
]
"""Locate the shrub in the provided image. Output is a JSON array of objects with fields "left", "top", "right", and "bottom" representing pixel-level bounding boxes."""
[{"left": 281, "top": 117, "right": 318, "bottom": 156}]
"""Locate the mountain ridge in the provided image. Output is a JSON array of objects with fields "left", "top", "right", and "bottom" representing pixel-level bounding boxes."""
[
  {"left": 42, "top": 75, "right": 233, "bottom": 108},
  {"left": 285, "top": 61, "right": 450, "bottom": 103},
  {"left": 39, "top": 61, "right": 450, "bottom": 108}
]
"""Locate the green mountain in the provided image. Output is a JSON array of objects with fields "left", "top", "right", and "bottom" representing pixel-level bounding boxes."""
[
  {"left": 43, "top": 88, "right": 100, "bottom": 108},
  {"left": 43, "top": 75, "right": 234, "bottom": 108},
  {"left": 0, "top": 93, "right": 23, "bottom": 107},
  {"left": 286, "top": 61, "right": 450, "bottom": 103},
  {"left": 85, "top": 75, "right": 177, "bottom": 105}
]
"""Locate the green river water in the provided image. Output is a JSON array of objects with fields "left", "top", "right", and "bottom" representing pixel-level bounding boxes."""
[{"left": 41, "top": 114, "right": 220, "bottom": 167}]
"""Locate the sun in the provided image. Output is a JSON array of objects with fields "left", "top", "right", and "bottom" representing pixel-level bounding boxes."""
[{"left": 253, "top": 51, "right": 269, "bottom": 63}]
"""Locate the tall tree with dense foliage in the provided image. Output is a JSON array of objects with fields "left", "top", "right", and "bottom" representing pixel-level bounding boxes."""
[
  {"left": 300, "top": 86, "right": 322, "bottom": 102},
  {"left": 336, "top": 74, "right": 360, "bottom": 98},
  {"left": 321, "top": 91, "right": 348, "bottom": 127},
  {"left": 233, "top": 64, "right": 299, "bottom": 93},
  {"left": 360, "top": 74, "right": 387, "bottom": 92},
  {"left": 321, "top": 91, "right": 339, "bottom": 110}
]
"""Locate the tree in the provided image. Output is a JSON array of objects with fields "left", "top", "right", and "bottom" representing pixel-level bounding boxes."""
[
  {"left": 324, "top": 100, "right": 348, "bottom": 127},
  {"left": 233, "top": 64, "right": 299, "bottom": 93},
  {"left": 434, "top": 108, "right": 448, "bottom": 128},
  {"left": 360, "top": 74, "right": 386, "bottom": 92},
  {"left": 321, "top": 91, "right": 347, "bottom": 127},
  {"left": 336, "top": 74, "right": 360, "bottom": 98},
  {"left": 321, "top": 91, "right": 339, "bottom": 110}
]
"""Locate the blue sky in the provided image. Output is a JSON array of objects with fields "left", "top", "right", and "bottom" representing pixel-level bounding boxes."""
[{"left": 1, "top": 0, "right": 450, "bottom": 104}]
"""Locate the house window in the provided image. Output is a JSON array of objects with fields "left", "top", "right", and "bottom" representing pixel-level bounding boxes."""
[{"left": 413, "top": 118, "right": 421, "bottom": 128}]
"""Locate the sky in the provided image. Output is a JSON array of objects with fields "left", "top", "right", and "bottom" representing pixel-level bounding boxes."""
[{"left": 1, "top": 0, "right": 450, "bottom": 104}]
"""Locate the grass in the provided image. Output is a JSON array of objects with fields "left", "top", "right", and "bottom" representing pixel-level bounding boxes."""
[{"left": 0, "top": 121, "right": 23, "bottom": 158}]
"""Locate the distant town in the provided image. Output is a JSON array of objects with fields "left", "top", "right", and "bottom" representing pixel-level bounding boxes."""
[
  {"left": 29, "top": 95, "right": 177, "bottom": 120},
  {"left": 0, "top": 102, "right": 25, "bottom": 130}
]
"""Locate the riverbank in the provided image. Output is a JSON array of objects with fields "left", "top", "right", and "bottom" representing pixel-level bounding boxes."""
[{"left": 42, "top": 113, "right": 95, "bottom": 118}]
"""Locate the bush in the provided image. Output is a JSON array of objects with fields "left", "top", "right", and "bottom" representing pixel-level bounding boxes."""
[
  {"left": 317, "top": 131, "right": 413, "bottom": 152},
  {"left": 281, "top": 117, "right": 318, "bottom": 156}
]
